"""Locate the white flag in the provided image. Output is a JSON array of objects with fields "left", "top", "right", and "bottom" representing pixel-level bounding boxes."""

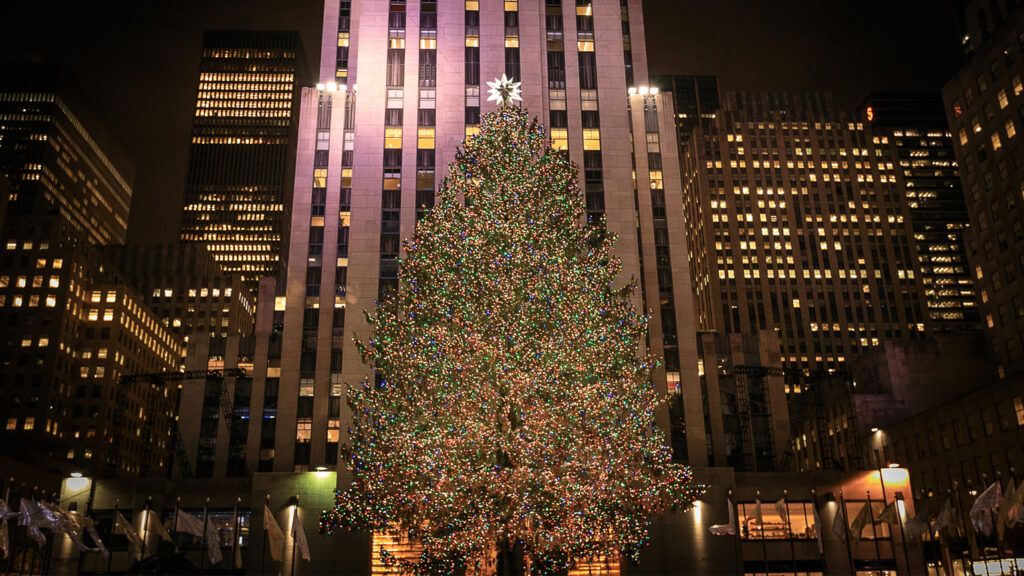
[
  {"left": 264, "top": 504, "right": 285, "bottom": 562},
  {"left": 205, "top": 517, "right": 222, "bottom": 566},
  {"left": 292, "top": 508, "right": 311, "bottom": 562},
  {"left": 174, "top": 509, "right": 205, "bottom": 538},
  {"left": 709, "top": 498, "right": 736, "bottom": 536},
  {"left": 812, "top": 503, "right": 824, "bottom": 554},
  {"left": 775, "top": 498, "right": 789, "bottom": 526},
  {"left": 833, "top": 501, "right": 848, "bottom": 543},
  {"left": 876, "top": 501, "right": 899, "bottom": 525},
  {"left": 997, "top": 480, "right": 1015, "bottom": 542},
  {"left": 114, "top": 511, "right": 141, "bottom": 547},
  {"left": 147, "top": 510, "right": 172, "bottom": 542},
  {"left": 904, "top": 505, "right": 930, "bottom": 540},
  {"left": 849, "top": 502, "right": 871, "bottom": 545},
  {"left": 1008, "top": 478, "right": 1024, "bottom": 528},
  {"left": 969, "top": 482, "right": 1001, "bottom": 537},
  {"left": 83, "top": 517, "right": 109, "bottom": 558},
  {"left": 752, "top": 499, "right": 764, "bottom": 526},
  {"left": 0, "top": 500, "right": 14, "bottom": 558},
  {"left": 233, "top": 511, "right": 243, "bottom": 570}
]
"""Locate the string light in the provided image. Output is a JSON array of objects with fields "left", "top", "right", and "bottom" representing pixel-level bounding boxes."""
[{"left": 319, "top": 104, "right": 702, "bottom": 573}]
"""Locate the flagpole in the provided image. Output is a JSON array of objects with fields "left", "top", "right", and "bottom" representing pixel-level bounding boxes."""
[
  {"left": 109, "top": 498, "right": 118, "bottom": 573},
  {"left": 260, "top": 494, "right": 269, "bottom": 576},
  {"left": 783, "top": 491, "right": 796, "bottom": 576},
  {"left": 200, "top": 497, "right": 209, "bottom": 574},
  {"left": 812, "top": 490, "right": 829, "bottom": 574},
  {"left": 232, "top": 496, "right": 240, "bottom": 574},
  {"left": 290, "top": 496, "right": 299, "bottom": 576},
  {"left": 987, "top": 473, "right": 1009, "bottom": 576},
  {"left": 894, "top": 492, "right": 912, "bottom": 576},
  {"left": 866, "top": 491, "right": 882, "bottom": 576},
  {"left": 173, "top": 497, "right": 180, "bottom": 552},
  {"left": 755, "top": 491, "right": 768, "bottom": 576},
  {"left": 1010, "top": 468, "right": 1020, "bottom": 576},
  {"left": 140, "top": 496, "right": 151, "bottom": 560},
  {"left": 840, "top": 491, "right": 855, "bottom": 576},
  {"left": 958, "top": 480, "right": 977, "bottom": 564}
]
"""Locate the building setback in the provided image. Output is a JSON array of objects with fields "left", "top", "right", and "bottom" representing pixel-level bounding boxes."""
[
  {"left": 680, "top": 91, "right": 931, "bottom": 376},
  {"left": 0, "top": 213, "right": 182, "bottom": 478},
  {"left": 943, "top": 0, "right": 1024, "bottom": 379},
  {"left": 180, "top": 30, "right": 307, "bottom": 292},
  {"left": 101, "top": 243, "right": 256, "bottom": 341},
  {"left": 651, "top": 74, "right": 721, "bottom": 146},
  {"left": 859, "top": 92, "right": 979, "bottom": 332},
  {"left": 0, "top": 63, "right": 134, "bottom": 245}
]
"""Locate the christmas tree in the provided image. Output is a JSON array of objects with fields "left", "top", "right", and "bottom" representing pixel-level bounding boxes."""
[{"left": 321, "top": 81, "right": 701, "bottom": 574}]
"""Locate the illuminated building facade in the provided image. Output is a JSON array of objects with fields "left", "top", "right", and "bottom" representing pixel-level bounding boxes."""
[
  {"left": 859, "top": 92, "right": 979, "bottom": 331},
  {"left": 0, "top": 63, "right": 134, "bottom": 245},
  {"left": 680, "top": 92, "right": 931, "bottom": 376},
  {"left": 651, "top": 74, "right": 720, "bottom": 146},
  {"left": 943, "top": 0, "right": 1024, "bottom": 379},
  {"left": 180, "top": 30, "right": 307, "bottom": 292},
  {"left": 240, "top": 0, "right": 708, "bottom": 483},
  {"left": 101, "top": 243, "right": 256, "bottom": 340},
  {"left": 0, "top": 213, "right": 183, "bottom": 478}
]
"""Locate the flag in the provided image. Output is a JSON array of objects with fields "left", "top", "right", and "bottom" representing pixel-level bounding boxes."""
[
  {"left": 752, "top": 499, "right": 764, "bottom": 527},
  {"left": 935, "top": 498, "right": 954, "bottom": 533},
  {"left": 147, "top": 510, "right": 172, "bottom": 542},
  {"left": 997, "top": 480, "right": 1015, "bottom": 542},
  {"left": 969, "top": 482, "right": 1001, "bottom": 537},
  {"left": 849, "top": 501, "right": 871, "bottom": 545},
  {"left": 832, "top": 500, "right": 848, "bottom": 543},
  {"left": 775, "top": 498, "right": 789, "bottom": 526},
  {"left": 19, "top": 499, "right": 54, "bottom": 547},
  {"left": 904, "top": 506, "right": 930, "bottom": 540},
  {"left": 0, "top": 499, "right": 14, "bottom": 558},
  {"left": 811, "top": 503, "right": 824, "bottom": 554},
  {"left": 83, "top": 517, "right": 109, "bottom": 558},
  {"left": 264, "top": 504, "right": 285, "bottom": 562},
  {"left": 876, "top": 501, "right": 899, "bottom": 525},
  {"left": 709, "top": 498, "right": 736, "bottom": 536},
  {"left": 292, "top": 509, "right": 311, "bottom": 562},
  {"left": 173, "top": 509, "right": 205, "bottom": 538},
  {"left": 205, "top": 517, "right": 223, "bottom": 566},
  {"left": 1008, "top": 478, "right": 1024, "bottom": 528},
  {"left": 114, "top": 511, "right": 141, "bottom": 547}
]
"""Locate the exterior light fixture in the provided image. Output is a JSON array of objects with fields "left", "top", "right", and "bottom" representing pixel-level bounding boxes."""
[
  {"left": 70, "top": 472, "right": 83, "bottom": 478},
  {"left": 870, "top": 427, "right": 880, "bottom": 433},
  {"left": 316, "top": 82, "right": 326, "bottom": 91},
  {"left": 627, "top": 87, "right": 637, "bottom": 95},
  {"left": 315, "top": 466, "right": 328, "bottom": 472},
  {"left": 649, "top": 87, "right": 659, "bottom": 95},
  {"left": 326, "top": 81, "right": 338, "bottom": 92},
  {"left": 887, "top": 463, "right": 900, "bottom": 469},
  {"left": 638, "top": 86, "right": 649, "bottom": 95}
]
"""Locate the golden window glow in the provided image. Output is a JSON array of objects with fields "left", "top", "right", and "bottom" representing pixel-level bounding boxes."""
[
  {"left": 385, "top": 127, "right": 403, "bottom": 149},
  {"left": 417, "top": 127, "right": 435, "bottom": 149},
  {"left": 419, "top": 37, "right": 436, "bottom": 49},
  {"left": 465, "top": 125, "right": 481, "bottom": 138},
  {"left": 577, "top": 40, "right": 595, "bottom": 52},
  {"left": 992, "top": 132, "right": 1002, "bottom": 151},
  {"left": 505, "top": 36, "right": 520, "bottom": 48},
  {"left": 998, "top": 89, "right": 1009, "bottom": 109},
  {"left": 550, "top": 128, "right": 568, "bottom": 150},
  {"left": 1007, "top": 119, "right": 1017, "bottom": 139},
  {"left": 338, "top": 32, "right": 350, "bottom": 47},
  {"left": 465, "top": 35, "right": 479, "bottom": 47},
  {"left": 313, "top": 168, "right": 328, "bottom": 188},
  {"left": 389, "top": 37, "right": 405, "bottom": 49},
  {"left": 465, "top": 0, "right": 479, "bottom": 9},
  {"left": 583, "top": 128, "right": 601, "bottom": 151},
  {"left": 576, "top": 4, "right": 593, "bottom": 16},
  {"left": 504, "top": 0, "right": 518, "bottom": 9}
]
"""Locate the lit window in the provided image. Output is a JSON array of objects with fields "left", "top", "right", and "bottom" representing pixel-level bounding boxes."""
[
  {"left": 737, "top": 501, "right": 819, "bottom": 540},
  {"left": 45, "top": 295, "right": 56, "bottom": 307},
  {"left": 1015, "top": 397, "right": 1024, "bottom": 426},
  {"left": 465, "top": 35, "right": 479, "bottom": 47},
  {"left": 84, "top": 449, "right": 93, "bottom": 459},
  {"left": 52, "top": 259, "right": 63, "bottom": 269},
  {"left": 6, "top": 418, "right": 16, "bottom": 431},
  {"left": 959, "top": 128, "right": 968, "bottom": 146},
  {"left": 550, "top": 128, "right": 568, "bottom": 150},
  {"left": 49, "top": 277, "right": 59, "bottom": 288},
  {"left": 103, "top": 310, "right": 114, "bottom": 322},
  {"left": 24, "top": 417, "right": 35, "bottom": 431},
  {"left": 417, "top": 127, "right": 435, "bottom": 149},
  {"left": 505, "top": 36, "right": 519, "bottom": 48},
  {"left": 465, "top": 0, "right": 479, "bottom": 10},
  {"left": 90, "top": 291, "right": 102, "bottom": 303},
  {"left": 338, "top": 32, "right": 350, "bottom": 47},
  {"left": 582, "top": 128, "right": 601, "bottom": 151},
  {"left": 389, "top": 36, "right": 405, "bottom": 49},
  {"left": 385, "top": 127, "right": 403, "bottom": 149},
  {"left": 1007, "top": 119, "right": 1017, "bottom": 139},
  {"left": 991, "top": 132, "right": 1002, "bottom": 151},
  {"left": 313, "top": 168, "right": 328, "bottom": 188},
  {"left": 999, "top": 89, "right": 1009, "bottom": 109},
  {"left": 106, "top": 291, "right": 116, "bottom": 303},
  {"left": 419, "top": 36, "right": 436, "bottom": 49},
  {"left": 465, "top": 125, "right": 481, "bottom": 138}
]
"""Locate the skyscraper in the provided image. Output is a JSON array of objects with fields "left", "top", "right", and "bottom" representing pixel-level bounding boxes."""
[
  {"left": 859, "top": 92, "right": 978, "bottom": 331},
  {"left": 0, "top": 63, "right": 134, "bottom": 245},
  {"left": 220, "top": 0, "right": 709, "bottom": 480},
  {"left": 943, "top": 0, "right": 1024, "bottom": 379},
  {"left": 180, "top": 30, "right": 307, "bottom": 292},
  {"left": 651, "top": 74, "right": 720, "bottom": 146},
  {"left": 680, "top": 92, "right": 931, "bottom": 375}
]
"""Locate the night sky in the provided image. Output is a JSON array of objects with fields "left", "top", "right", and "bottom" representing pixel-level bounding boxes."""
[{"left": 0, "top": 0, "right": 963, "bottom": 245}]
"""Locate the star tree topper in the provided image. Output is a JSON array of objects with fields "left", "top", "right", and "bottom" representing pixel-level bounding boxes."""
[{"left": 486, "top": 74, "right": 523, "bottom": 107}]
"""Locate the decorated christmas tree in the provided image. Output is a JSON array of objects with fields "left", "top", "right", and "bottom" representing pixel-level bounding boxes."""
[{"left": 320, "top": 77, "right": 701, "bottom": 574}]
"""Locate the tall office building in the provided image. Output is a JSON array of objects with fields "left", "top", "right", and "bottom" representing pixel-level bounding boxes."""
[
  {"left": 101, "top": 243, "right": 256, "bottom": 340},
  {"left": 201, "top": 0, "right": 711, "bottom": 482},
  {"left": 651, "top": 74, "right": 720, "bottom": 146},
  {"left": 944, "top": 0, "right": 1024, "bottom": 378},
  {"left": 680, "top": 92, "right": 930, "bottom": 375},
  {"left": 0, "top": 213, "right": 183, "bottom": 478},
  {"left": 859, "top": 92, "right": 978, "bottom": 331},
  {"left": 0, "top": 63, "right": 134, "bottom": 245},
  {"left": 180, "top": 30, "right": 307, "bottom": 292}
]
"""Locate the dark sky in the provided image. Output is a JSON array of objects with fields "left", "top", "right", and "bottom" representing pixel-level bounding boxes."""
[{"left": 0, "top": 0, "right": 963, "bottom": 244}]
